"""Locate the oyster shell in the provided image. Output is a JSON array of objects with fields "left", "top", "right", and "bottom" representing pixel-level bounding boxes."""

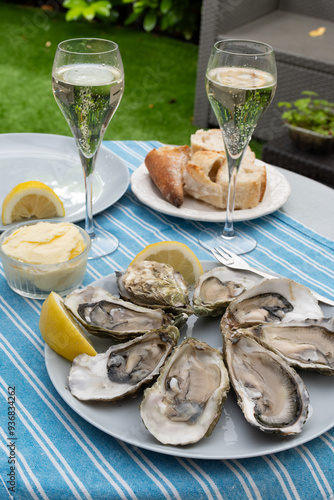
[
  {"left": 140, "top": 337, "right": 229, "bottom": 446},
  {"left": 223, "top": 329, "right": 309, "bottom": 435},
  {"left": 221, "top": 278, "right": 323, "bottom": 331},
  {"left": 193, "top": 266, "right": 260, "bottom": 317},
  {"left": 237, "top": 318, "right": 334, "bottom": 375},
  {"left": 116, "top": 261, "right": 192, "bottom": 314},
  {"left": 68, "top": 326, "right": 179, "bottom": 402},
  {"left": 64, "top": 286, "right": 183, "bottom": 341}
]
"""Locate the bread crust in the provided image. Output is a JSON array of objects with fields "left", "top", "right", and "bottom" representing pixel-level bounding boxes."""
[
  {"left": 216, "top": 158, "right": 267, "bottom": 209},
  {"left": 183, "top": 151, "right": 225, "bottom": 208},
  {"left": 144, "top": 145, "right": 191, "bottom": 207},
  {"left": 184, "top": 143, "right": 267, "bottom": 210},
  {"left": 144, "top": 130, "right": 267, "bottom": 211},
  {"left": 191, "top": 129, "right": 225, "bottom": 155}
]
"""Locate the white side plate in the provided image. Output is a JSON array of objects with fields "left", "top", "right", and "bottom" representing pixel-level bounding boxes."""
[
  {"left": 131, "top": 160, "right": 290, "bottom": 222},
  {"left": 0, "top": 133, "right": 129, "bottom": 231},
  {"left": 45, "top": 262, "right": 334, "bottom": 460}
]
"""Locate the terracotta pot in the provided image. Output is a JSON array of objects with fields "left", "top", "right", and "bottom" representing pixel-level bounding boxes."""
[{"left": 286, "top": 124, "right": 334, "bottom": 154}]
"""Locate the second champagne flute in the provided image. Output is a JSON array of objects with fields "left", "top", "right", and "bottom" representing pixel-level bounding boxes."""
[
  {"left": 198, "top": 39, "right": 277, "bottom": 254},
  {"left": 52, "top": 38, "right": 124, "bottom": 259}
]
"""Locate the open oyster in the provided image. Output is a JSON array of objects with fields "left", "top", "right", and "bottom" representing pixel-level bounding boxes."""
[
  {"left": 116, "top": 261, "right": 192, "bottom": 314},
  {"left": 221, "top": 278, "right": 323, "bottom": 331},
  {"left": 237, "top": 318, "right": 334, "bottom": 375},
  {"left": 64, "top": 286, "right": 184, "bottom": 341},
  {"left": 193, "top": 266, "right": 260, "bottom": 317},
  {"left": 68, "top": 326, "right": 179, "bottom": 402},
  {"left": 140, "top": 337, "right": 229, "bottom": 446},
  {"left": 223, "top": 329, "right": 309, "bottom": 435}
]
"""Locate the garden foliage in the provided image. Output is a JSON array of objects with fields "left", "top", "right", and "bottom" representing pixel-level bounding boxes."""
[
  {"left": 62, "top": 0, "right": 202, "bottom": 40},
  {"left": 279, "top": 91, "right": 334, "bottom": 136}
]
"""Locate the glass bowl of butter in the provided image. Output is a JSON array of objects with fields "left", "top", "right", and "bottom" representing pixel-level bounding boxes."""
[{"left": 0, "top": 220, "right": 90, "bottom": 299}]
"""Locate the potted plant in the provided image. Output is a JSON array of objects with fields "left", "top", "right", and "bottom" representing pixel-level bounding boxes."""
[{"left": 278, "top": 91, "right": 334, "bottom": 154}]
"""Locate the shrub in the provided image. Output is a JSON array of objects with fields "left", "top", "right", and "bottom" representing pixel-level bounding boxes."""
[
  {"left": 123, "top": 0, "right": 202, "bottom": 41},
  {"left": 63, "top": 0, "right": 119, "bottom": 22},
  {"left": 62, "top": 0, "right": 202, "bottom": 41}
]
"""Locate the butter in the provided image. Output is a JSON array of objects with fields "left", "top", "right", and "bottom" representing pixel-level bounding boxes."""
[
  {"left": 0, "top": 221, "right": 89, "bottom": 298},
  {"left": 2, "top": 222, "right": 85, "bottom": 264}
]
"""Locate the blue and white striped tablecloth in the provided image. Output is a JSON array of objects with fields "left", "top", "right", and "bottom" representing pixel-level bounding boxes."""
[{"left": 1, "top": 140, "right": 334, "bottom": 500}]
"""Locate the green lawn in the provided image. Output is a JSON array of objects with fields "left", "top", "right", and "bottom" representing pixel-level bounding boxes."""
[
  {"left": 1, "top": 3, "right": 199, "bottom": 145},
  {"left": 0, "top": 3, "right": 263, "bottom": 155}
]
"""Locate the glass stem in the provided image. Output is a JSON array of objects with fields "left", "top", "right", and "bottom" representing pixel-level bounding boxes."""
[
  {"left": 80, "top": 151, "right": 97, "bottom": 240},
  {"left": 222, "top": 151, "right": 243, "bottom": 238}
]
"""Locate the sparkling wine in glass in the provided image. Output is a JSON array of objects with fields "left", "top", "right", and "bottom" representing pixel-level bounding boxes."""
[
  {"left": 198, "top": 39, "right": 277, "bottom": 254},
  {"left": 52, "top": 38, "right": 124, "bottom": 259}
]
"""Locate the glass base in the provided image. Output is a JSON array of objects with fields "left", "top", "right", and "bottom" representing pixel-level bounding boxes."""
[
  {"left": 88, "top": 229, "right": 118, "bottom": 259},
  {"left": 198, "top": 228, "right": 256, "bottom": 255}
]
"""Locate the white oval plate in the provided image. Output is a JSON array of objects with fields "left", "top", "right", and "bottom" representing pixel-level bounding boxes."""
[
  {"left": 45, "top": 262, "right": 334, "bottom": 460},
  {"left": 0, "top": 133, "right": 129, "bottom": 231},
  {"left": 131, "top": 160, "right": 290, "bottom": 222}
]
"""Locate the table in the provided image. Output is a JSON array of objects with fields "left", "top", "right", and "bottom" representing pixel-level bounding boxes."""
[
  {"left": 1, "top": 140, "right": 334, "bottom": 500},
  {"left": 262, "top": 132, "right": 334, "bottom": 189}
]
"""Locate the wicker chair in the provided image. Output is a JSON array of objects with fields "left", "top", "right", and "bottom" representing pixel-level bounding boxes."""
[{"left": 194, "top": 0, "right": 334, "bottom": 140}]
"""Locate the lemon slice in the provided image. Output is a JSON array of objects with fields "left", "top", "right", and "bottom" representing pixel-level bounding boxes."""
[
  {"left": 39, "top": 291, "right": 97, "bottom": 361},
  {"left": 130, "top": 241, "right": 203, "bottom": 286},
  {"left": 2, "top": 180, "right": 65, "bottom": 225}
]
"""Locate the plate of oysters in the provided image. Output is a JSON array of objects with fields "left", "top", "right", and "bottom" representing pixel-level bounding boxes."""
[{"left": 45, "top": 260, "right": 334, "bottom": 460}]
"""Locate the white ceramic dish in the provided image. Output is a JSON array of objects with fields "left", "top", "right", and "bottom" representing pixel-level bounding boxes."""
[
  {"left": 0, "top": 133, "right": 129, "bottom": 232},
  {"left": 131, "top": 161, "right": 290, "bottom": 222},
  {"left": 45, "top": 261, "right": 334, "bottom": 460}
]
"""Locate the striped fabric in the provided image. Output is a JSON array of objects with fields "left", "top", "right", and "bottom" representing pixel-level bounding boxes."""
[{"left": 0, "top": 140, "right": 333, "bottom": 500}]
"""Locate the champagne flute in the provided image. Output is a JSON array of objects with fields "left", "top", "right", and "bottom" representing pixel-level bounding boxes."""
[
  {"left": 198, "top": 39, "right": 277, "bottom": 254},
  {"left": 52, "top": 38, "right": 124, "bottom": 259}
]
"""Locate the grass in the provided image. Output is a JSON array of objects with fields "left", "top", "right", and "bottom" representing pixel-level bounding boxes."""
[
  {"left": 0, "top": 3, "right": 198, "bottom": 145},
  {"left": 0, "top": 3, "right": 263, "bottom": 155}
]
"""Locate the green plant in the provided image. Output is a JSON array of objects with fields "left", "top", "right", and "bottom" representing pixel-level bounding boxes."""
[
  {"left": 63, "top": 0, "right": 118, "bottom": 22},
  {"left": 278, "top": 91, "right": 334, "bottom": 136},
  {"left": 123, "top": 0, "right": 202, "bottom": 40}
]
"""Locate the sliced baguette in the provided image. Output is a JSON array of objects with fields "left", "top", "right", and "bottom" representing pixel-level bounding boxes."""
[
  {"left": 184, "top": 148, "right": 267, "bottom": 210},
  {"left": 217, "top": 149, "right": 267, "bottom": 209},
  {"left": 144, "top": 145, "right": 191, "bottom": 207},
  {"left": 191, "top": 129, "right": 224, "bottom": 155},
  {"left": 183, "top": 151, "right": 225, "bottom": 208},
  {"left": 191, "top": 128, "right": 254, "bottom": 165}
]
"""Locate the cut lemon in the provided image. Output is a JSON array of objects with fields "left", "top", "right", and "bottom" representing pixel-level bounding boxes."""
[
  {"left": 130, "top": 241, "right": 203, "bottom": 286},
  {"left": 39, "top": 291, "right": 97, "bottom": 361},
  {"left": 2, "top": 180, "right": 65, "bottom": 225}
]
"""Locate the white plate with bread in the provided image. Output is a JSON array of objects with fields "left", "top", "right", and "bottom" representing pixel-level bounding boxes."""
[{"left": 131, "top": 129, "right": 290, "bottom": 222}]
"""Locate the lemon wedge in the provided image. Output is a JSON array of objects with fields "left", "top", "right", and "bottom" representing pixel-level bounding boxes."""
[
  {"left": 130, "top": 241, "right": 203, "bottom": 286},
  {"left": 2, "top": 180, "right": 65, "bottom": 225},
  {"left": 39, "top": 291, "right": 97, "bottom": 361}
]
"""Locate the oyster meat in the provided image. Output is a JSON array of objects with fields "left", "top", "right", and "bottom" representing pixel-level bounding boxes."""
[
  {"left": 140, "top": 337, "right": 229, "bottom": 446},
  {"left": 64, "top": 286, "right": 180, "bottom": 341},
  {"left": 68, "top": 326, "right": 179, "bottom": 401},
  {"left": 116, "top": 261, "right": 192, "bottom": 314},
  {"left": 237, "top": 318, "right": 334, "bottom": 375},
  {"left": 222, "top": 278, "right": 323, "bottom": 330},
  {"left": 193, "top": 266, "right": 260, "bottom": 317},
  {"left": 223, "top": 329, "right": 309, "bottom": 435}
]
